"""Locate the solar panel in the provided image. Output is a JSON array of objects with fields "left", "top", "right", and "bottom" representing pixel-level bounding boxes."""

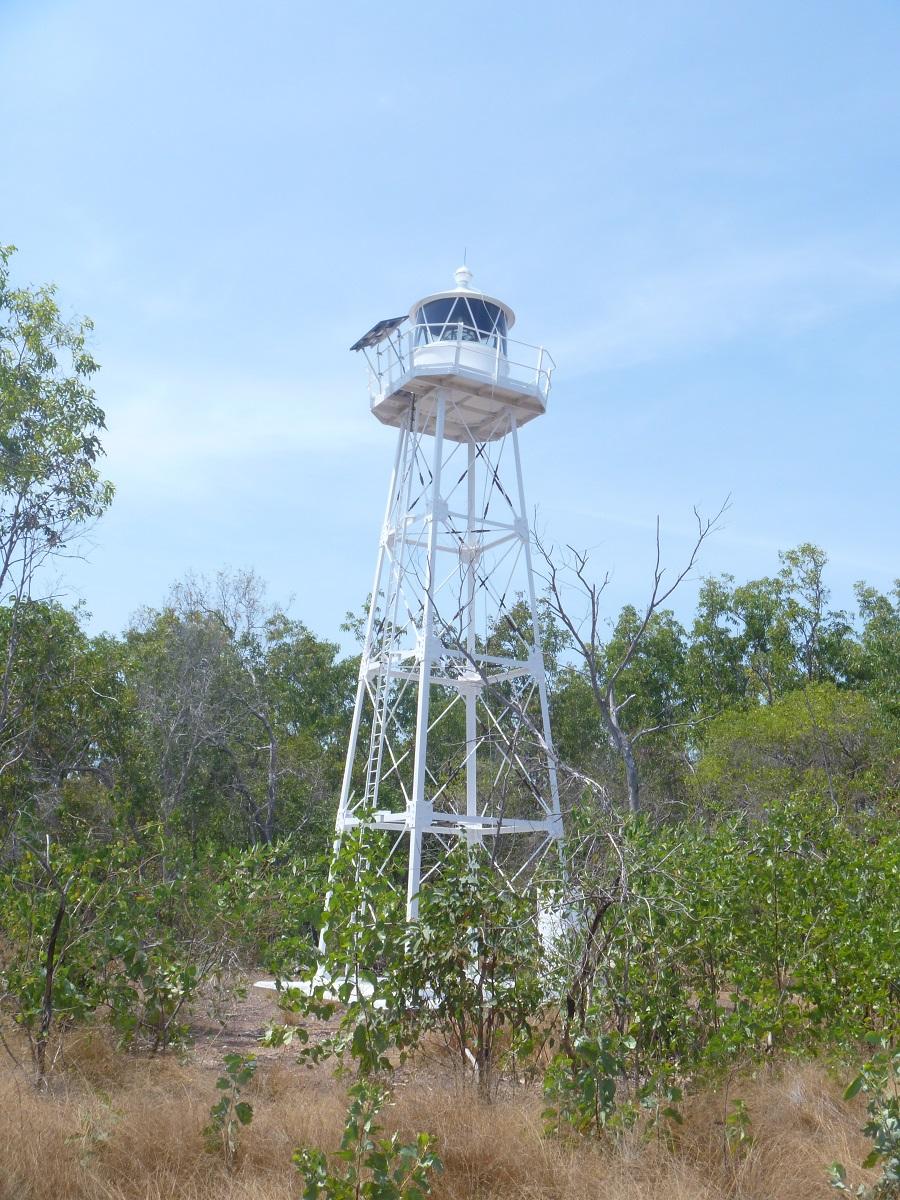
[{"left": 350, "top": 315, "right": 407, "bottom": 352}]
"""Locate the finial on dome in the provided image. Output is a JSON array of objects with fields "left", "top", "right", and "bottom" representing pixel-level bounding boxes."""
[{"left": 454, "top": 264, "right": 473, "bottom": 290}]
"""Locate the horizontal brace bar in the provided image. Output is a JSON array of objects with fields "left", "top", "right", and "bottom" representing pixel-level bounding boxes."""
[{"left": 337, "top": 813, "right": 561, "bottom": 836}]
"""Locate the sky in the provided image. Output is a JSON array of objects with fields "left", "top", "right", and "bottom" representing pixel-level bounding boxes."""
[{"left": 1, "top": 0, "right": 898, "bottom": 645}]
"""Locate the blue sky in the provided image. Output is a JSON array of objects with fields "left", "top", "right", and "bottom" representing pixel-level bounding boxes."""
[{"left": 2, "top": 0, "right": 898, "bottom": 643}]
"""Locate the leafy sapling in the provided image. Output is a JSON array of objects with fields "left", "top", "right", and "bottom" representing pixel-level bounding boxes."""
[
  {"left": 542, "top": 1033, "right": 630, "bottom": 1140},
  {"left": 204, "top": 1052, "right": 256, "bottom": 1171},
  {"left": 725, "top": 1098, "right": 754, "bottom": 1161},
  {"left": 293, "top": 1080, "right": 442, "bottom": 1200}
]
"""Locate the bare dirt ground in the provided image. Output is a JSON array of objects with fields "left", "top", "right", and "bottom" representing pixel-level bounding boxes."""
[
  {"left": 188, "top": 971, "right": 454, "bottom": 1087},
  {"left": 188, "top": 972, "right": 305, "bottom": 1067},
  {"left": 188, "top": 979, "right": 286, "bottom": 1065}
]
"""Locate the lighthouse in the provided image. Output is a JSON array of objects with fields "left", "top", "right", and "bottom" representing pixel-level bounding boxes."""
[{"left": 336, "top": 267, "right": 563, "bottom": 920}]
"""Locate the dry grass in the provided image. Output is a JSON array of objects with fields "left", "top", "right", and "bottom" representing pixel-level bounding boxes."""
[{"left": 0, "top": 1029, "right": 878, "bottom": 1200}]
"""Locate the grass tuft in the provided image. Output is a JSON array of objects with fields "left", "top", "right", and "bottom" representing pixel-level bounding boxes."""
[{"left": 0, "top": 1031, "right": 877, "bottom": 1200}]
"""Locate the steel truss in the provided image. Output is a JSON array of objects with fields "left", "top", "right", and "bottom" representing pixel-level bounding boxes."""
[{"left": 333, "top": 388, "right": 563, "bottom": 920}]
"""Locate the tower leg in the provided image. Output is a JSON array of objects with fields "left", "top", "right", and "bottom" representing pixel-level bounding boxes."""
[
  {"left": 407, "top": 391, "right": 447, "bottom": 920},
  {"left": 464, "top": 437, "right": 481, "bottom": 846}
]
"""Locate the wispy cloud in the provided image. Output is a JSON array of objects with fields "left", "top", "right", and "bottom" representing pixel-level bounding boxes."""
[
  {"left": 101, "top": 369, "right": 383, "bottom": 498},
  {"left": 556, "top": 238, "right": 900, "bottom": 373}
]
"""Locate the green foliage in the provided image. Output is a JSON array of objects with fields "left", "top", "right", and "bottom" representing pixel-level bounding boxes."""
[
  {"left": 212, "top": 838, "right": 327, "bottom": 976},
  {"left": 204, "top": 1052, "right": 256, "bottom": 1171},
  {"left": 0, "top": 832, "right": 218, "bottom": 1072},
  {"left": 403, "top": 843, "right": 547, "bottom": 1096},
  {"left": 694, "top": 683, "right": 896, "bottom": 816},
  {"left": 542, "top": 1029, "right": 684, "bottom": 1143},
  {"left": 105, "top": 931, "right": 203, "bottom": 1052},
  {"left": 0, "top": 838, "right": 111, "bottom": 1080},
  {"left": 265, "top": 789, "right": 899, "bottom": 1143},
  {"left": 542, "top": 793, "right": 898, "bottom": 1143},
  {"left": 292, "top": 1080, "right": 441, "bottom": 1200},
  {"left": 602, "top": 606, "right": 690, "bottom": 737},
  {"left": 549, "top": 542, "right": 897, "bottom": 817},
  {"left": 685, "top": 574, "right": 748, "bottom": 711},
  {"left": 269, "top": 838, "right": 547, "bottom": 1097},
  {"left": 0, "top": 244, "right": 113, "bottom": 571},
  {"left": 724, "top": 1097, "right": 754, "bottom": 1159},
  {"left": 0, "top": 830, "right": 259, "bottom": 1073},
  {"left": 0, "top": 246, "right": 115, "bottom": 827},
  {"left": 123, "top": 570, "right": 353, "bottom": 847},
  {"left": 2, "top": 529, "right": 895, "bottom": 862},
  {"left": 263, "top": 826, "right": 413, "bottom": 1076},
  {"left": 543, "top": 1032, "right": 631, "bottom": 1139},
  {"left": 850, "top": 583, "right": 900, "bottom": 718},
  {"left": 831, "top": 1039, "right": 900, "bottom": 1198},
  {"left": 686, "top": 544, "right": 854, "bottom": 710},
  {"left": 538, "top": 789, "right": 897, "bottom": 1156},
  {"left": 0, "top": 601, "right": 136, "bottom": 833}
]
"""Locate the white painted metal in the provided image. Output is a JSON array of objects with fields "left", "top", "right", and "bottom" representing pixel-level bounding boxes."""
[
  {"left": 332, "top": 269, "right": 563, "bottom": 923},
  {"left": 361, "top": 269, "right": 554, "bottom": 443}
]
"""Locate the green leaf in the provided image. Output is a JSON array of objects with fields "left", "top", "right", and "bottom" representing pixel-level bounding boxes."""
[{"left": 844, "top": 1076, "right": 864, "bottom": 1100}]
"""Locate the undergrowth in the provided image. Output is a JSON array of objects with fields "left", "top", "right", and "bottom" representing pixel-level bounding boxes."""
[{"left": 0, "top": 1025, "right": 886, "bottom": 1200}]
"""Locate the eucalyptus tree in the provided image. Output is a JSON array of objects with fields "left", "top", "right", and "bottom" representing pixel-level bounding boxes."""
[
  {"left": 128, "top": 570, "right": 353, "bottom": 847},
  {"left": 538, "top": 505, "right": 725, "bottom": 815},
  {"left": 849, "top": 581, "right": 900, "bottom": 718},
  {"left": 0, "top": 246, "right": 113, "bottom": 824},
  {"left": 684, "top": 544, "right": 855, "bottom": 712},
  {"left": 0, "top": 602, "right": 134, "bottom": 836},
  {"left": 692, "top": 682, "right": 896, "bottom": 816}
]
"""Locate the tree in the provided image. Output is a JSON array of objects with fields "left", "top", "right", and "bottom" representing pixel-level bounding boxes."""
[
  {"left": 777, "top": 543, "right": 853, "bottom": 685},
  {"left": 684, "top": 574, "right": 751, "bottom": 713},
  {"left": 0, "top": 601, "right": 134, "bottom": 835},
  {"left": 850, "top": 581, "right": 900, "bottom": 718},
  {"left": 538, "top": 506, "right": 724, "bottom": 814},
  {"left": 685, "top": 545, "right": 854, "bottom": 710},
  {"left": 126, "top": 601, "right": 243, "bottom": 842},
  {"left": 692, "top": 683, "right": 896, "bottom": 816},
  {"left": 0, "top": 246, "right": 113, "bottom": 789},
  {"left": 127, "top": 570, "right": 353, "bottom": 846}
]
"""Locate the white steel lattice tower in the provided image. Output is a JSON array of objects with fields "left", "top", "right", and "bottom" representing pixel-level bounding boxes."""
[{"left": 337, "top": 267, "right": 563, "bottom": 920}]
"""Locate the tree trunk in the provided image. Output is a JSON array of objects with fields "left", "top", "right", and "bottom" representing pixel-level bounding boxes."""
[
  {"left": 36, "top": 886, "right": 68, "bottom": 1087},
  {"left": 599, "top": 690, "right": 641, "bottom": 814},
  {"left": 263, "top": 724, "right": 278, "bottom": 845}
]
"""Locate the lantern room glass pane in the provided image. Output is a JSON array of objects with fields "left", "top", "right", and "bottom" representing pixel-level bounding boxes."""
[
  {"left": 414, "top": 298, "right": 453, "bottom": 344},
  {"left": 414, "top": 298, "right": 508, "bottom": 352}
]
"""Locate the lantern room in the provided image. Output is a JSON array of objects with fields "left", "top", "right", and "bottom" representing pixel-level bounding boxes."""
[
  {"left": 411, "top": 265, "right": 512, "bottom": 353},
  {"left": 352, "top": 267, "right": 554, "bottom": 443}
]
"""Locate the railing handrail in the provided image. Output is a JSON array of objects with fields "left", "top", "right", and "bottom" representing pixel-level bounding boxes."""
[
  {"left": 366, "top": 323, "right": 554, "bottom": 406},
  {"left": 402, "top": 320, "right": 555, "bottom": 369}
]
